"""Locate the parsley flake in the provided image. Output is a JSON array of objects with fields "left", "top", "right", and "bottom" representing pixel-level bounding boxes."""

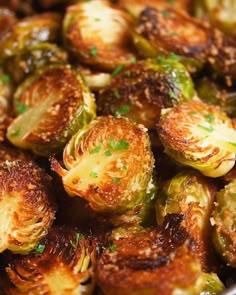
[
  {"left": 108, "top": 136, "right": 130, "bottom": 150},
  {"left": 111, "top": 64, "right": 124, "bottom": 78},
  {"left": 109, "top": 244, "right": 117, "bottom": 252},
  {"left": 125, "top": 70, "right": 131, "bottom": 77},
  {"left": 90, "top": 171, "right": 98, "bottom": 178},
  {"left": 90, "top": 145, "right": 102, "bottom": 154},
  {"left": 11, "top": 128, "right": 21, "bottom": 137},
  {"left": 204, "top": 113, "right": 215, "bottom": 123},
  {"left": 168, "top": 52, "right": 180, "bottom": 61},
  {"left": 121, "top": 165, "right": 127, "bottom": 171},
  {"left": 89, "top": 46, "right": 97, "bottom": 56},
  {"left": 15, "top": 101, "right": 29, "bottom": 114},
  {"left": 34, "top": 244, "right": 45, "bottom": 254},
  {"left": 232, "top": 193, "right": 236, "bottom": 198},
  {"left": 113, "top": 89, "right": 120, "bottom": 98},
  {"left": 112, "top": 177, "right": 120, "bottom": 183},
  {"left": 115, "top": 105, "right": 130, "bottom": 116},
  {"left": 130, "top": 56, "right": 136, "bottom": 63},
  {"left": 161, "top": 9, "right": 170, "bottom": 17},
  {"left": 105, "top": 150, "right": 112, "bottom": 156},
  {"left": 0, "top": 74, "right": 10, "bottom": 84},
  {"left": 198, "top": 124, "right": 214, "bottom": 133}
]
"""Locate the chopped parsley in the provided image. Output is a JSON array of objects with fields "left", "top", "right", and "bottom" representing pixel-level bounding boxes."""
[
  {"left": 11, "top": 128, "right": 21, "bottom": 137},
  {"left": 125, "top": 70, "right": 132, "bottom": 77},
  {"left": 204, "top": 113, "right": 215, "bottom": 123},
  {"left": 161, "top": 9, "right": 170, "bottom": 17},
  {"left": 90, "top": 171, "right": 98, "bottom": 178},
  {"left": 130, "top": 56, "right": 137, "bottom": 63},
  {"left": 121, "top": 165, "right": 127, "bottom": 171},
  {"left": 188, "top": 111, "right": 197, "bottom": 115},
  {"left": 111, "top": 64, "right": 124, "bottom": 78},
  {"left": 34, "top": 244, "right": 45, "bottom": 254},
  {"left": 198, "top": 124, "right": 214, "bottom": 133},
  {"left": 112, "top": 177, "right": 120, "bottom": 183},
  {"left": 105, "top": 150, "right": 112, "bottom": 156},
  {"left": 115, "top": 105, "right": 130, "bottom": 116},
  {"left": 113, "top": 89, "right": 120, "bottom": 98},
  {"left": 168, "top": 91, "right": 177, "bottom": 99},
  {"left": 89, "top": 46, "right": 97, "bottom": 56},
  {"left": 169, "top": 31, "right": 178, "bottom": 36},
  {"left": 90, "top": 145, "right": 102, "bottom": 154},
  {"left": 0, "top": 74, "right": 10, "bottom": 84},
  {"left": 109, "top": 244, "right": 117, "bottom": 252},
  {"left": 15, "top": 101, "right": 29, "bottom": 114},
  {"left": 108, "top": 136, "right": 129, "bottom": 150},
  {"left": 70, "top": 233, "right": 84, "bottom": 249},
  {"left": 232, "top": 193, "right": 236, "bottom": 198},
  {"left": 168, "top": 52, "right": 180, "bottom": 61}
]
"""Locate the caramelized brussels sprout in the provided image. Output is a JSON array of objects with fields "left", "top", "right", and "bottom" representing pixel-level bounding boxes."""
[
  {"left": 208, "top": 30, "right": 236, "bottom": 86},
  {"left": 0, "top": 143, "right": 35, "bottom": 163},
  {"left": 133, "top": 7, "right": 212, "bottom": 72},
  {"left": 7, "top": 64, "right": 96, "bottom": 156},
  {"left": 212, "top": 179, "right": 236, "bottom": 267},
  {"left": 51, "top": 116, "right": 154, "bottom": 215},
  {"left": 3, "top": 43, "right": 68, "bottom": 84},
  {"left": 196, "top": 76, "right": 236, "bottom": 117},
  {"left": 116, "top": 0, "right": 191, "bottom": 18},
  {"left": 0, "top": 12, "right": 61, "bottom": 60},
  {"left": 97, "top": 214, "right": 224, "bottom": 295},
  {"left": 157, "top": 99, "right": 236, "bottom": 178},
  {"left": 0, "top": 160, "right": 56, "bottom": 254},
  {"left": 0, "top": 7, "right": 17, "bottom": 40},
  {"left": 155, "top": 169, "right": 217, "bottom": 269},
  {"left": 97, "top": 58, "right": 195, "bottom": 129},
  {"left": 63, "top": 0, "right": 135, "bottom": 71},
  {"left": 193, "top": 0, "right": 236, "bottom": 35},
  {"left": 4, "top": 226, "right": 96, "bottom": 295}
]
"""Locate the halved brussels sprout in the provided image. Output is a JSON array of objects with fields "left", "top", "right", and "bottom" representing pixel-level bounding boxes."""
[
  {"left": 51, "top": 116, "right": 154, "bottom": 215},
  {"left": 155, "top": 168, "right": 217, "bottom": 270},
  {"left": 97, "top": 58, "right": 195, "bottom": 129},
  {"left": 7, "top": 64, "right": 96, "bottom": 156},
  {"left": 193, "top": 0, "right": 236, "bottom": 35},
  {"left": 133, "top": 7, "right": 212, "bottom": 72},
  {"left": 196, "top": 76, "right": 236, "bottom": 118},
  {"left": 63, "top": 0, "right": 136, "bottom": 71},
  {"left": 3, "top": 42, "right": 68, "bottom": 84},
  {"left": 97, "top": 214, "right": 224, "bottom": 295},
  {"left": 4, "top": 226, "right": 96, "bottom": 295},
  {"left": 212, "top": 179, "right": 236, "bottom": 267},
  {"left": 116, "top": 0, "right": 191, "bottom": 19},
  {"left": 157, "top": 99, "right": 236, "bottom": 178},
  {"left": 0, "top": 12, "right": 61, "bottom": 60},
  {"left": 0, "top": 160, "right": 56, "bottom": 254}
]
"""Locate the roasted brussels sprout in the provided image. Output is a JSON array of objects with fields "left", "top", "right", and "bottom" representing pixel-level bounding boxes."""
[
  {"left": 0, "top": 160, "right": 56, "bottom": 254},
  {"left": 212, "top": 179, "right": 236, "bottom": 267},
  {"left": 116, "top": 0, "right": 191, "bottom": 18},
  {"left": 63, "top": 0, "right": 135, "bottom": 71},
  {"left": 0, "top": 143, "right": 35, "bottom": 163},
  {"left": 193, "top": 0, "right": 236, "bottom": 35},
  {"left": 3, "top": 42, "right": 68, "bottom": 84},
  {"left": 208, "top": 30, "right": 236, "bottom": 86},
  {"left": 97, "top": 58, "right": 195, "bottom": 129},
  {"left": 196, "top": 76, "right": 236, "bottom": 118},
  {"left": 157, "top": 99, "right": 236, "bottom": 178},
  {"left": 0, "top": 12, "right": 61, "bottom": 60},
  {"left": 7, "top": 64, "right": 96, "bottom": 156},
  {"left": 0, "top": 7, "right": 17, "bottom": 40},
  {"left": 97, "top": 214, "right": 224, "bottom": 295},
  {"left": 155, "top": 169, "right": 217, "bottom": 270},
  {"left": 51, "top": 116, "right": 154, "bottom": 216},
  {"left": 4, "top": 226, "right": 96, "bottom": 295},
  {"left": 133, "top": 7, "right": 212, "bottom": 72}
]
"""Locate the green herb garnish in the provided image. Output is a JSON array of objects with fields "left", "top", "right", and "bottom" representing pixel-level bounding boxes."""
[
  {"left": 198, "top": 124, "right": 214, "bottom": 133},
  {"left": 115, "top": 105, "right": 130, "bottom": 116},
  {"left": 0, "top": 74, "right": 10, "bottom": 84},
  {"left": 89, "top": 46, "right": 97, "bottom": 56},
  {"left": 205, "top": 113, "right": 215, "bottom": 123},
  {"left": 109, "top": 244, "right": 117, "bottom": 252},
  {"left": 90, "top": 171, "right": 98, "bottom": 178},
  {"left": 232, "top": 193, "right": 236, "bottom": 198},
  {"left": 121, "top": 165, "right": 127, "bottom": 171},
  {"left": 11, "top": 128, "right": 21, "bottom": 137},
  {"left": 111, "top": 64, "right": 124, "bottom": 78},
  {"left": 161, "top": 9, "right": 170, "bottom": 17},
  {"left": 188, "top": 111, "right": 197, "bottom": 115},
  {"left": 168, "top": 52, "right": 180, "bottom": 61},
  {"left": 228, "top": 142, "right": 236, "bottom": 147},
  {"left": 112, "top": 177, "right": 120, "bottom": 183},
  {"left": 125, "top": 70, "right": 131, "bottom": 77},
  {"left": 108, "top": 136, "right": 129, "bottom": 150},
  {"left": 113, "top": 89, "right": 120, "bottom": 98},
  {"left": 130, "top": 56, "right": 136, "bottom": 63},
  {"left": 105, "top": 150, "right": 112, "bottom": 156},
  {"left": 34, "top": 244, "right": 45, "bottom": 254},
  {"left": 90, "top": 145, "right": 102, "bottom": 154},
  {"left": 15, "top": 101, "right": 29, "bottom": 114}
]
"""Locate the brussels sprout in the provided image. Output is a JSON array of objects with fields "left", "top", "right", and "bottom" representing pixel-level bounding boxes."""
[
  {"left": 0, "top": 143, "right": 35, "bottom": 163},
  {"left": 4, "top": 226, "right": 96, "bottom": 295},
  {"left": 193, "top": 0, "right": 236, "bottom": 35},
  {"left": 0, "top": 160, "right": 56, "bottom": 254},
  {"left": 97, "top": 214, "right": 224, "bottom": 295},
  {"left": 3, "top": 42, "right": 68, "bottom": 84},
  {"left": 97, "top": 58, "right": 195, "bottom": 129},
  {"left": 51, "top": 116, "right": 154, "bottom": 215},
  {"left": 7, "top": 64, "right": 96, "bottom": 156},
  {"left": 63, "top": 0, "right": 136, "bottom": 71},
  {"left": 208, "top": 30, "right": 236, "bottom": 86},
  {"left": 196, "top": 77, "right": 236, "bottom": 118},
  {"left": 116, "top": 0, "right": 191, "bottom": 19},
  {"left": 155, "top": 169, "right": 217, "bottom": 270},
  {"left": 212, "top": 179, "right": 236, "bottom": 267},
  {"left": 157, "top": 99, "right": 236, "bottom": 178},
  {"left": 0, "top": 12, "right": 61, "bottom": 60},
  {"left": 133, "top": 7, "right": 212, "bottom": 73}
]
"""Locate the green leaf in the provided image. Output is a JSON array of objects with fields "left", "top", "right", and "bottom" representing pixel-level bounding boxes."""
[
  {"left": 89, "top": 46, "right": 97, "bottom": 56},
  {"left": 105, "top": 150, "right": 112, "bottom": 156},
  {"left": 34, "top": 244, "right": 45, "bottom": 254}
]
